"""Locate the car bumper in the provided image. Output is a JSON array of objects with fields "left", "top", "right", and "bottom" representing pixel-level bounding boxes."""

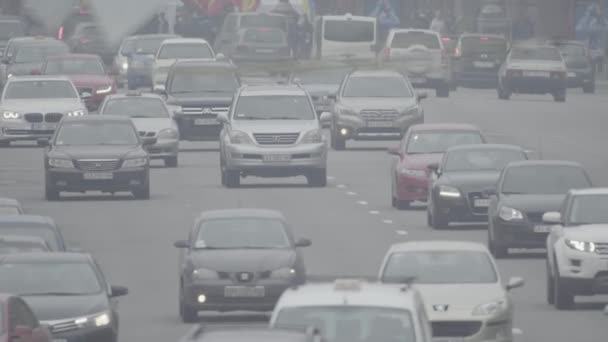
[
  {"left": 432, "top": 317, "right": 512, "bottom": 342},
  {"left": 566, "top": 70, "right": 593, "bottom": 87},
  {"left": 433, "top": 195, "right": 488, "bottom": 223},
  {"left": 0, "top": 122, "right": 56, "bottom": 142},
  {"left": 176, "top": 117, "right": 222, "bottom": 141},
  {"left": 145, "top": 139, "right": 179, "bottom": 158},
  {"left": 555, "top": 247, "right": 608, "bottom": 295},
  {"left": 226, "top": 143, "right": 327, "bottom": 176},
  {"left": 45, "top": 324, "right": 115, "bottom": 342},
  {"left": 396, "top": 174, "right": 429, "bottom": 202},
  {"left": 503, "top": 77, "right": 566, "bottom": 93},
  {"left": 46, "top": 168, "right": 148, "bottom": 192},
  {"left": 153, "top": 72, "right": 168, "bottom": 87},
  {"left": 455, "top": 69, "right": 499, "bottom": 86},
  {"left": 336, "top": 114, "right": 423, "bottom": 141},
  {"left": 492, "top": 219, "right": 548, "bottom": 249}
]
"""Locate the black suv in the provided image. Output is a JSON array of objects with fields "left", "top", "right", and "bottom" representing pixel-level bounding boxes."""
[
  {"left": 43, "top": 115, "right": 155, "bottom": 200},
  {"left": 453, "top": 33, "right": 508, "bottom": 87},
  {"left": 547, "top": 40, "right": 595, "bottom": 93},
  {"left": 160, "top": 60, "right": 240, "bottom": 141}
]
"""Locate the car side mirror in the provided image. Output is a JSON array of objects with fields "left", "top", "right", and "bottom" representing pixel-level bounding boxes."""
[
  {"left": 542, "top": 212, "right": 562, "bottom": 224},
  {"left": 174, "top": 240, "right": 190, "bottom": 248},
  {"left": 427, "top": 162, "right": 440, "bottom": 174},
  {"left": 524, "top": 150, "right": 539, "bottom": 160},
  {"left": 142, "top": 137, "right": 157, "bottom": 146},
  {"left": 327, "top": 93, "right": 337, "bottom": 101},
  {"left": 387, "top": 146, "right": 401, "bottom": 156},
  {"left": 417, "top": 92, "right": 428, "bottom": 101},
  {"left": 319, "top": 112, "right": 332, "bottom": 123},
  {"left": 216, "top": 112, "right": 229, "bottom": 124},
  {"left": 110, "top": 285, "right": 129, "bottom": 297},
  {"left": 483, "top": 188, "right": 497, "bottom": 197},
  {"left": 153, "top": 84, "right": 166, "bottom": 95},
  {"left": 295, "top": 238, "right": 312, "bottom": 247},
  {"left": 81, "top": 92, "right": 92, "bottom": 100},
  {"left": 12, "top": 325, "right": 33, "bottom": 338},
  {"left": 506, "top": 277, "right": 524, "bottom": 291}
]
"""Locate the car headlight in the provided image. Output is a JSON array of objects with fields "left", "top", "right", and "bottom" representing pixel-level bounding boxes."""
[
  {"left": 398, "top": 167, "right": 426, "bottom": 177},
  {"left": 300, "top": 129, "right": 323, "bottom": 144},
  {"left": 499, "top": 206, "right": 524, "bottom": 221},
  {"left": 48, "top": 158, "right": 74, "bottom": 168},
  {"left": 2, "top": 111, "right": 20, "bottom": 119},
  {"left": 67, "top": 110, "right": 85, "bottom": 117},
  {"left": 472, "top": 298, "right": 508, "bottom": 316},
  {"left": 192, "top": 268, "right": 218, "bottom": 279},
  {"left": 6, "top": 73, "right": 12, "bottom": 79},
  {"left": 229, "top": 130, "right": 254, "bottom": 144},
  {"left": 157, "top": 128, "right": 178, "bottom": 139},
  {"left": 271, "top": 267, "right": 296, "bottom": 279},
  {"left": 122, "top": 157, "right": 148, "bottom": 168},
  {"left": 96, "top": 85, "right": 113, "bottom": 94},
  {"left": 93, "top": 312, "right": 110, "bottom": 327},
  {"left": 565, "top": 239, "right": 596, "bottom": 253},
  {"left": 401, "top": 107, "right": 419, "bottom": 116},
  {"left": 122, "top": 62, "right": 128, "bottom": 70},
  {"left": 438, "top": 185, "right": 461, "bottom": 198}
]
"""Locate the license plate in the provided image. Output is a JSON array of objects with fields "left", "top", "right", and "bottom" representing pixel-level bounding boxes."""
[
  {"left": 224, "top": 286, "right": 265, "bottom": 297},
  {"left": 256, "top": 48, "right": 274, "bottom": 53},
  {"left": 567, "top": 72, "right": 576, "bottom": 77},
  {"left": 524, "top": 71, "right": 550, "bottom": 77},
  {"left": 473, "top": 61, "right": 494, "bottom": 68},
  {"left": 83, "top": 172, "right": 113, "bottom": 180},
  {"left": 263, "top": 154, "right": 291, "bottom": 162},
  {"left": 52, "top": 339, "right": 67, "bottom": 342},
  {"left": 194, "top": 118, "right": 218, "bottom": 125},
  {"left": 31, "top": 123, "right": 56, "bottom": 131},
  {"left": 409, "top": 77, "right": 425, "bottom": 83},
  {"left": 534, "top": 225, "right": 552, "bottom": 233},
  {"left": 473, "top": 198, "right": 490, "bottom": 207},
  {"left": 367, "top": 121, "right": 393, "bottom": 128}
]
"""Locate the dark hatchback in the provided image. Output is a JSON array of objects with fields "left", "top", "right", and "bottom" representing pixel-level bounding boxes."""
[
  {"left": 43, "top": 116, "right": 155, "bottom": 200},
  {"left": 0, "top": 215, "right": 67, "bottom": 251},
  {"left": 174, "top": 209, "right": 311, "bottom": 323},
  {"left": 161, "top": 60, "right": 239, "bottom": 141},
  {"left": 487, "top": 160, "right": 592, "bottom": 258},
  {"left": 427, "top": 144, "right": 527, "bottom": 229},
  {"left": 547, "top": 40, "right": 595, "bottom": 93},
  {"left": 0, "top": 253, "right": 128, "bottom": 342},
  {"left": 453, "top": 34, "right": 508, "bottom": 87}
]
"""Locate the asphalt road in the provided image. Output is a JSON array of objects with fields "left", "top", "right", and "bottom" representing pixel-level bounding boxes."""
[{"left": 1, "top": 86, "right": 608, "bottom": 342}]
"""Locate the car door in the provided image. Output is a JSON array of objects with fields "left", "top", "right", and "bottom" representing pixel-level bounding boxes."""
[{"left": 8, "top": 297, "right": 49, "bottom": 342}]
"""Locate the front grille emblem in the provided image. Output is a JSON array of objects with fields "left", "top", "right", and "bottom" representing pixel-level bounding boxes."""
[
  {"left": 433, "top": 304, "right": 449, "bottom": 312},
  {"left": 240, "top": 272, "right": 250, "bottom": 281},
  {"left": 272, "top": 136, "right": 281, "bottom": 143},
  {"left": 202, "top": 108, "right": 213, "bottom": 114}
]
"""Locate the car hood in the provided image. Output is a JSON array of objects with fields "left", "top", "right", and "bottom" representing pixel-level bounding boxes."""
[
  {"left": 500, "top": 194, "right": 565, "bottom": 212},
  {"left": 190, "top": 249, "right": 296, "bottom": 272},
  {"left": 563, "top": 224, "right": 608, "bottom": 243},
  {"left": 51, "top": 145, "right": 142, "bottom": 160},
  {"left": 300, "top": 84, "right": 339, "bottom": 97},
  {"left": 439, "top": 171, "right": 500, "bottom": 191},
  {"left": 508, "top": 60, "right": 566, "bottom": 71},
  {"left": 68, "top": 74, "right": 114, "bottom": 87},
  {"left": 166, "top": 92, "right": 233, "bottom": 106},
  {"left": 8, "top": 62, "right": 44, "bottom": 75},
  {"left": 232, "top": 119, "right": 318, "bottom": 134},
  {"left": 130, "top": 117, "right": 174, "bottom": 132},
  {"left": 340, "top": 97, "right": 418, "bottom": 111},
  {"left": 416, "top": 283, "right": 506, "bottom": 319},
  {"left": 154, "top": 58, "right": 213, "bottom": 69},
  {"left": 402, "top": 153, "right": 443, "bottom": 170},
  {"left": 23, "top": 294, "right": 108, "bottom": 321},
  {"left": 2, "top": 99, "right": 84, "bottom": 113}
]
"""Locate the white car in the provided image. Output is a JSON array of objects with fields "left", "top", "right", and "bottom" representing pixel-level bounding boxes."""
[
  {"left": 379, "top": 241, "right": 524, "bottom": 342},
  {"left": 151, "top": 38, "right": 215, "bottom": 90},
  {"left": 544, "top": 188, "right": 608, "bottom": 310}
]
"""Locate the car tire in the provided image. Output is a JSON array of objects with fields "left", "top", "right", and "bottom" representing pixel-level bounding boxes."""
[
  {"left": 179, "top": 284, "right": 198, "bottom": 323},
  {"left": 133, "top": 183, "right": 150, "bottom": 200},
  {"left": 391, "top": 193, "right": 410, "bottom": 210},
  {"left": 488, "top": 231, "right": 508, "bottom": 258},
  {"left": 546, "top": 259, "right": 555, "bottom": 305},
  {"left": 307, "top": 169, "right": 327, "bottom": 187},
  {"left": 225, "top": 170, "right": 240, "bottom": 188},
  {"left": 435, "top": 83, "right": 450, "bottom": 98},
  {"left": 431, "top": 204, "right": 448, "bottom": 229},
  {"left": 45, "top": 183, "right": 60, "bottom": 201},
  {"left": 165, "top": 156, "right": 178, "bottom": 168},
  {"left": 553, "top": 262, "right": 574, "bottom": 310},
  {"left": 553, "top": 90, "right": 566, "bottom": 102},
  {"left": 427, "top": 210, "right": 432, "bottom": 226},
  {"left": 332, "top": 133, "right": 346, "bottom": 151},
  {"left": 583, "top": 82, "right": 595, "bottom": 94}
]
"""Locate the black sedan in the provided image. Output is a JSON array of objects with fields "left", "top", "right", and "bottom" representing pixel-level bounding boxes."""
[
  {"left": 427, "top": 144, "right": 527, "bottom": 229},
  {"left": 43, "top": 115, "right": 155, "bottom": 200},
  {"left": 174, "top": 209, "right": 311, "bottom": 323},
  {"left": 487, "top": 160, "right": 592, "bottom": 258},
  {"left": 0, "top": 253, "right": 128, "bottom": 342},
  {"left": 0, "top": 215, "right": 67, "bottom": 251},
  {"left": 548, "top": 40, "right": 595, "bottom": 93}
]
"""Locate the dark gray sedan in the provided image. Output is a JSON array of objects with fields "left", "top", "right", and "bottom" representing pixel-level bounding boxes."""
[{"left": 174, "top": 209, "right": 311, "bottom": 323}]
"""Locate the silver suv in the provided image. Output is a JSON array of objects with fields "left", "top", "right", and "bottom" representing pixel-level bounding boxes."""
[{"left": 218, "top": 85, "right": 331, "bottom": 188}]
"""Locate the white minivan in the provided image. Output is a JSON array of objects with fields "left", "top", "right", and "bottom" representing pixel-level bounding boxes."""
[{"left": 314, "top": 14, "right": 377, "bottom": 61}]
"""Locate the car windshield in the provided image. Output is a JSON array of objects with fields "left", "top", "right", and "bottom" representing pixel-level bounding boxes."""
[
  {"left": 343, "top": 76, "right": 412, "bottom": 97},
  {"left": 44, "top": 58, "right": 105, "bottom": 75},
  {"left": 0, "top": 207, "right": 20, "bottom": 215},
  {"left": 0, "top": 262, "right": 102, "bottom": 295},
  {"left": 122, "top": 37, "right": 169, "bottom": 55},
  {"left": 569, "top": 195, "right": 608, "bottom": 225},
  {"left": 382, "top": 251, "right": 497, "bottom": 284},
  {"left": 195, "top": 218, "right": 290, "bottom": 249},
  {"left": 0, "top": 226, "right": 58, "bottom": 250},
  {"left": 275, "top": 306, "right": 416, "bottom": 342},
  {"left": 324, "top": 20, "right": 375, "bottom": 42},
  {"left": 406, "top": 131, "right": 484, "bottom": 154},
  {"left": 101, "top": 98, "right": 169, "bottom": 118},
  {"left": 444, "top": 149, "right": 525, "bottom": 172},
  {"left": 4, "top": 80, "right": 77, "bottom": 99},
  {"left": 158, "top": 43, "right": 213, "bottom": 59},
  {"left": 14, "top": 45, "right": 69, "bottom": 63},
  {"left": 295, "top": 68, "right": 350, "bottom": 85},
  {"left": 510, "top": 47, "right": 562, "bottom": 61},
  {"left": 169, "top": 71, "right": 239, "bottom": 93},
  {"left": 501, "top": 165, "right": 591, "bottom": 195},
  {"left": 234, "top": 95, "right": 315, "bottom": 120},
  {"left": 243, "top": 28, "right": 285, "bottom": 44},
  {"left": 55, "top": 122, "right": 139, "bottom": 146},
  {"left": 391, "top": 32, "right": 440, "bottom": 49},
  {"left": 461, "top": 37, "right": 508, "bottom": 55},
  {"left": 0, "top": 21, "right": 24, "bottom": 39},
  {"left": 0, "top": 241, "right": 49, "bottom": 254}
]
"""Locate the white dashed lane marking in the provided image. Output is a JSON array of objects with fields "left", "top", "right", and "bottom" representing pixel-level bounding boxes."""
[
  {"left": 357, "top": 201, "right": 368, "bottom": 205},
  {"left": 383, "top": 219, "right": 393, "bottom": 224},
  {"left": 369, "top": 210, "right": 380, "bottom": 215},
  {"left": 336, "top": 184, "right": 346, "bottom": 188},
  {"left": 395, "top": 230, "right": 408, "bottom": 235},
  {"left": 346, "top": 191, "right": 357, "bottom": 196},
  {"left": 512, "top": 328, "right": 523, "bottom": 335}
]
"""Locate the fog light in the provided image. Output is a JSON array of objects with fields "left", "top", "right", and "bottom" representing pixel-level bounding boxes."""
[
  {"left": 197, "top": 294, "right": 206, "bottom": 303},
  {"left": 340, "top": 128, "right": 348, "bottom": 136}
]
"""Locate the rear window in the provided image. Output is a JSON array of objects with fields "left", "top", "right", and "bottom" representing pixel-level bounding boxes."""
[
  {"left": 0, "top": 21, "right": 24, "bottom": 40},
  {"left": 510, "top": 47, "right": 562, "bottom": 61},
  {"left": 241, "top": 15, "right": 287, "bottom": 31},
  {"left": 324, "top": 20, "right": 375, "bottom": 42},
  {"left": 158, "top": 43, "right": 214, "bottom": 59},
  {"left": 391, "top": 32, "right": 440, "bottom": 49},
  {"left": 243, "top": 29, "right": 285, "bottom": 44},
  {"left": 461, "top": 36, "right": 507, "bottom": 55}
]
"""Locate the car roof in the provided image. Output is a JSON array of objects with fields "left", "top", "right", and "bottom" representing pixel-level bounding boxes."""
[
  {"left": 61, "top": 115, "right": 132, "bottom": 123},
  {"left": 160, "top": 38, "right": 210, "bottom": 45},
  {"left": 126, "top": 34, "right": 179, "bottom": 40},
  {"left": 505, "top": 160, "right": 583, "bottom": 168},
  {"left": 197, "top": 209, "right": 285, "bottom": 221},
  {"left": 0, "top": 198, "right": 20, "bottom": 207},
  {"left": 105, "top": 92, "right": 164, "bottom": 100},
  {"left": 45, "top": 53, "right": 101, "bottom": 60},
  {"left": 460, "top": 33, "right": 507, "bottom": 40},
  {"left": 0, "top": 235, "right": 48, "bottom": 244},
  {"left": 569, "top": 187, "right": 608, "bottom": 196},
  {"left": 0, "top": 215, "right": 54, "bottom": 226},
  {"left": 410, "top": 123, "right": 481, "bottom": 132},
  {"left": 391, "top": 28, "right": 438, "bottom": 35},
  {"left": 0, "top": 252, "right": 91, "bottom": 264},
  {"left": 183, "top": 326, "right": 313, "bottom": 342},
  {"left": 172, "top": 60, "right": 235, "bottom": 70},
  {"left": 387, "top": 240, "right": 489, "bottom": 253},
  {"left": 446, "top": 144, "right": 523, "bottom": 152},
  {"left": 8, "top": 75, "right": 72, "bottom": 82},
  {"left": 547, "top": 40, "right": 584, "bottom": 46},
  {"left": 240, "top": 85, "right": 307, "bottom": 96},
  {"left": 348, "top": 69, "right": 404, "bottom": 77}
]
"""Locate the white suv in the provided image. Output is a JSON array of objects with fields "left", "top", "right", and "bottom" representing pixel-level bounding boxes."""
[{"left": 544, "top": 188, "right": 608, "bottom": 310}]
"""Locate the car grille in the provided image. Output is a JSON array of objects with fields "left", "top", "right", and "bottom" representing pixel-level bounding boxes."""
[
  {"left": 360, "top": 109, "right": 399, "bottom": 121},
  {"left": 139, "top": 131, "right": 156, "bottom": 137},
  {"left": 467, "top": 192, "right": 488, "bottom": 214},
  {"left": 24, "top": 113, "right": 43, "bottom": 123},
  {"left": 49, "top": 320, "right": 79, "bottom": 333},
  {"left": 431, "top": 321, "right": 482, "bottom": 337},
  {"left": 525, "top": 211, "right": 545, "bottom": 223},
  {"left": 253, "top": 133, "right": 299, "bottom": 145},
  {"left": 595, "top": 242, "right": 608, "bottom": 255},
  {"left": 181, "top": 106, "right": 229, "bottom": 116},
  {"left": 45, "top": 113, "right": 63, "bottom": 123},
  {"left": 75, "top": 159, "right": 120, "bottom": 171},
  {"left": 23, "top": 113, "right": 64, "bottom": 123}
]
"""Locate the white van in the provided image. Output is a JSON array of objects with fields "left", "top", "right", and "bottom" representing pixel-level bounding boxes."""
[{"left": 314, "top": 14, "right": 377, "bottom": 61}]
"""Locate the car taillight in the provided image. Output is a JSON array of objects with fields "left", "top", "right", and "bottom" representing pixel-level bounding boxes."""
[
  {"left": 507, "top": 69, "right": 522, "bottom": 77},
  {"left": 441, "top": 36, "right": 451, "bottom": 42},
  {"left": 383, "top": 47, "right": 391, "bottom": 61},
  {"left": 57, "top": 26, "right": 64, "bottom": 40},
  {"left": 454, "top": 47, "right": 461, "bottom": 57}
]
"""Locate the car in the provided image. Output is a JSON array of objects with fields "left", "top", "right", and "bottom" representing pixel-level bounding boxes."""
[
  {"left": 0, "top": 235, "right": 51, "bottom": 253},
  {"left": 229, "top": 27, "right": 292, "bottom": 63},
  {"left": 114, "top": 34, "right": 179, "bottom": 89},
  {"left": 379, "top": 241, "right": 524, "bottom": 342},
  {"left": 2, "top": 39, "right": 70, "bottom": 86},
  {"left": 486, "top": 160, "right": 593, "bottom": 258},
  {"left": 98, "top": 92, "right": 180, "bottom": 167},
  {"left": 179, "top": 326, "right": 321, "bottom": 342},
  {"left": 382, "top": 29, "right": 452, "bottom": 97},
  {"left": 173, "top": 209, "right": 311, "bottom": 323},
  {"left": 331, "top": 69, "right": 426, "bottom": 150},
  {"left": 0, "top": 293, "right": 53, "bottom": 342},
  {"left": 269, "top": 278, "right": 433, "bottom": 342},
  {"left": 0, "top": 197, "right": 23, "bottom": 215},
  {"left": 214, "top": 12, "right": 289, "bottom": 56},
  {"left": 161, "top": 60, "right": 238, "bottom": 141},
  {"left": 219, "top": 85, "right": 330, "bottom": 187},
  {"left": 452, "top": 33, "right": 509, "bottom": 87},
  {"left": 388, "top": 124, "right": 486, "bottom": 210},
  {"left": 547, "top": 40, "right": 595, "bottom": 93},
  {"left": 0, "top": 253, "right": 128, "bottom": 342},
  {"left": 543, "top": 188, "right": 608, "bottom": 309},
  {"left": 65, "top": 22, "right": 114, "bottom": 65},
  {"left": 0, "top": 215, "right": 67, "bottom": 251},
  {"left": 0, "top": 16, "right": 26, "bottom": 56},
  {"left": 42, "top": 115, "right": 155, "bottom": 200},
  {"left": 41, "top": 54, "right": 117, "bottom": 111},
  {"left": 152, "top": 38, "right": 216, "bottom": 90},
  {"left": 426, "top": 144, "right": 528, "bottom": 229},
  {"left": 497, "top": 44, "right": 568, "bottom": 102}
]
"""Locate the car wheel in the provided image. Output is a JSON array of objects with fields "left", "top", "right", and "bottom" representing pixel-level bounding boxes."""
[
  {"left": 132, "top": 183, "right": 150, "bottom": 200},
  {"left": 45, "top": 183, "right": 60, "bottom": 201},
  {"left": 164, "top": 156, "right": 178, "bottom": 168},
  {"left": 583, "top": 82, "right": 595, "bottom": 94},
  {"left": 488, "top": 231, "right": 508, "bottom": 258},
  {"left": 553, "top": 261, "right": 574, "bottom": 310},
  {"left": 546, "top": 259, "right": 555, "bottom": 305},
  {"left": 431, "top": 204, "right": 448, "bottom": 229},
  {"left": 435, "top": 83, "right": 450, "bottom": 98},
  {"left": 553, "top": 90, "right": 566, "bottom": 102},
  {"left": 225, "top": 170, "right": 240, "bottom": 188},
  {"left": 332, "top": 133, "right": 346, "bottom": 150},
  {"left": 307, "top": 169, "right": 327, "bottom": 187},
  {"left": 179, "top": 283, "right": 198, "bottom": 323}
]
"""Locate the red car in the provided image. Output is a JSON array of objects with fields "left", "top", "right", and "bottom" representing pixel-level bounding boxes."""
[
  {"left": 389, "top": 123, "right": 486, "bottom": 209},
  {"left": 0, "top": 294, "right": 51, "bottom": 342},
  {"left": 41, "top": 54, "right": 117, "bottom": 111}
]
